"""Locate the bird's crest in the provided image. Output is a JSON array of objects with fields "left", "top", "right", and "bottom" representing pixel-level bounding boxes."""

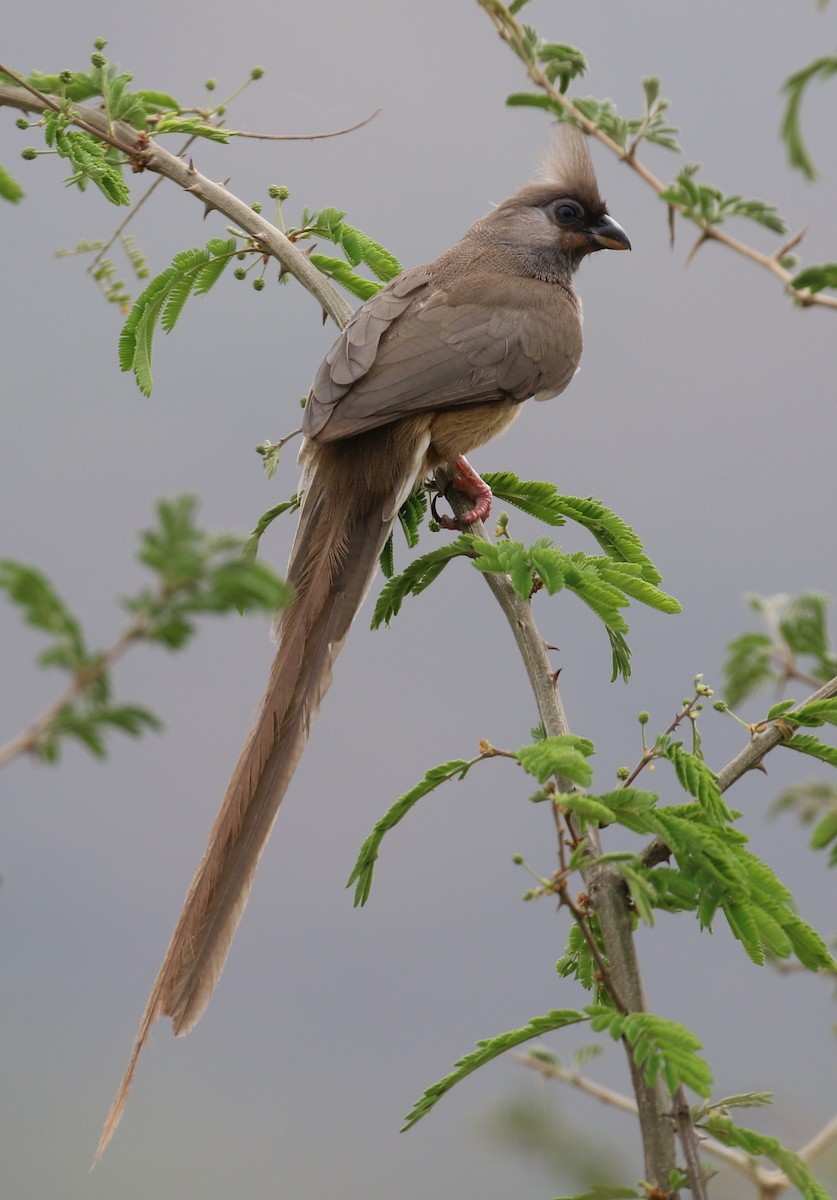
[{"left": 540, "top": 124, "right": 603, "bottom": 210}]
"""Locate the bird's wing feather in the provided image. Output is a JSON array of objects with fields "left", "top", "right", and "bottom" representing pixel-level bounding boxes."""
[{"left": 305, "top": 274, "right": 579, "bottom": 444}]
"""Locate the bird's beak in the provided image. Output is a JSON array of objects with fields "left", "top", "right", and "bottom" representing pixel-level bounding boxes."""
[{"left": 588, "top": 214, "right": 631, "bottom": 252}]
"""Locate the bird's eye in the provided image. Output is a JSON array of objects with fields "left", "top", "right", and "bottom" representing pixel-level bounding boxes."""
[{"left": 553, "top": 200, "right": 583, "bottom": 224}]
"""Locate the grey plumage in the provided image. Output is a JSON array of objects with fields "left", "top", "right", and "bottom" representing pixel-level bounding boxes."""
[{"left": 97, "top": 126, "right": 629, "bottom": 1157}]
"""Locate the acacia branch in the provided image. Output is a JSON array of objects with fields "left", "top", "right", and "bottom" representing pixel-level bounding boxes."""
[
  {"left": 435, "top": 468, "right": 682, "bottom": 1195},
  {"left": 0, "top": 625, "right": 143, "bottom": 768},
  {"left": 476, "top": 0, "right": 837, "bottom": 311},
  {"left": 0, "top": 79, "right": 355, "bottom": 330}
]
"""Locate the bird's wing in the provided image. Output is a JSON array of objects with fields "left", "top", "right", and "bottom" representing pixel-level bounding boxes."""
[{"left": 304, "top": 271, "right": 579, "bottom": 444}]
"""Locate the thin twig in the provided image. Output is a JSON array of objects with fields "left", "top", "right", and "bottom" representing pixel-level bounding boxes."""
[
  {"left": 232, "top": 108, "right": 380, "bottom": 140},
  {"left": 475, "top": 0, "right": 837, "bottom": 311},
  {"left": 0, "top": 80, "right": 355, "bottom": 330},
  {"left": 0, "top": 626, "right": 144, "bottom": 768},
  {"left": 436, "top": 467, "right": 679, "bottom": 1195}
]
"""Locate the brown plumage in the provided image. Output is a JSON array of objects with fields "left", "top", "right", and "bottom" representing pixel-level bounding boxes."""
[{"left": 97, "top": 127, "right": 629, "bottom": 1157}]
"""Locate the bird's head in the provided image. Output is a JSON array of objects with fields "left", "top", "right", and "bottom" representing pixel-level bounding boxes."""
[{"left": 478, "top": 126, "right": 630, "bottom": 285}]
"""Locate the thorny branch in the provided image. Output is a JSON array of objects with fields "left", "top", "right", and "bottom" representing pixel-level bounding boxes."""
[{"left": 476, "top": 0, "right": 837, "bottom": 311}]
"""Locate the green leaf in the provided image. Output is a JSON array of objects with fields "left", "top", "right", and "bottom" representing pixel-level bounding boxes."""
[
  {"left": 371, "top": 538, "right": 473, "bottom": 629},
  {"left": 782, "top": 732, "right": 837, "bottom": 769},
  {"left": 791, "top": 263, "right": 837, "bottom": 294},
  {"left": 586, "top": 1005, "right": 712, "bottom": 1096},
  {"left": 506, "top": 92, "right": 564, "bottom": 117},
  {"left": 0, "top": 560, "right": 87, "bottom": 668},
  {"left": 551, "top": 495, "right": 663, "bottom": 583},
  {"left": 660, "top": 166, "right": 787, "bottom": 234},
  {"left": 153, "top": 115, "right": 230, "bottom": 141},
  {"left": 0, "top": 162, "right": 25, "bottom": 203},
  {"left": 516, "top": 734, "right": 595, "bottom": 787},
  {"left": 308, "top": 253, "right": 382, "bottom": 300},
  {"left": 480, "top": 471, "right": 567, "bottom": 526},
  {"left": 243, "top": 494, "right": 301, "bottom": 561},
  {"left": 722, "top": 631, "right": 775, "bottom": 707},
  {"left": 348, "top": 758, "right": 482, "bottom": 906},
  {"left": 662, "top": 742, "right": 731, "bottom": 825},
  {"left": 781, "top": 56, "right": 837, "bottom": 179},
  {"left": 402, "top": 1010, "right": 588, "bottom": 1130},
  {"left": 701, "top": 1116, "right": 832, "bottom": 1199},
  {"left": 120, "top": 238, "right": 237, "bottom": 394}
]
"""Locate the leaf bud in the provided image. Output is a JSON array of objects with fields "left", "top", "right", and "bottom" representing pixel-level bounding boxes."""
[
  {"left": 253, "top": 277, "right": 265, "bottom": 291},
  {"left": 250, "top": 66, "right": 265, "bottom": 80}
]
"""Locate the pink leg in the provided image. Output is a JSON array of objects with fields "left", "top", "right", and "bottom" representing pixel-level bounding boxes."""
[{"left": 437, "top": 455, "right": 493, "bottom": 529}]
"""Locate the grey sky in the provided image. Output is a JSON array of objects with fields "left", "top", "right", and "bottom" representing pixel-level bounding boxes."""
[{"left": 1, "top": 2, "right": 835, "bottom": 1197}]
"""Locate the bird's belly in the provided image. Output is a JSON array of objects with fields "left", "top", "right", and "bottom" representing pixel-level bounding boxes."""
[{"left": 425, "top": 398, "right": 522, "bottom": 469}]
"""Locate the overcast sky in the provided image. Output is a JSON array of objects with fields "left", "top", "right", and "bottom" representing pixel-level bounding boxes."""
[{"left": 1, "top": 3, "right": 836, "bottom": 1198}]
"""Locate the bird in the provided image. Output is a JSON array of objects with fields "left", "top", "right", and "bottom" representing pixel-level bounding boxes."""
[{"left": 97, "top": 125, "right": 630, "bottom": 1156}]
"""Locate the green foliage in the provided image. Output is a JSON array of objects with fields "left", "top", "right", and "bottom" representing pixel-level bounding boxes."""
[
  {"left": 700, "top": 1116, "right": 832, "bottom": 1199},
  {"left": 587, "top": 1005, "right": 712, "bottom": 1096},
  {"left": 573, "top": 79, "right": 681, "bottom": 154},
  {"left": 43, "top": 109, "right": 130, "bottom": 206},
  {"left": 722, "top": 592, "right": 837, "bottom": 706},
  {"left": 347, "top": 756, "right": 483, "bottom": 906},
  {"left": 242, "top": 494, "right": 301, "bottom": 561},
  {"left": 371, "top": 489, "right": 679, "bottom": 682},
  {"left": 791, "top": 263, "right": 837, "bottom": 295},
  {"left": 1, "top": 497, "right": 289, "bottom": 762},
  {"left": 404, "top": 1003, "right": 710, "bottom": 1134},
  {"left": 781, "top": 55, "right": 837, "bottom": 179},
  {"left": 309, "top": 206, "right": 401, "bottom": 281},
  {"left": 119, "top": 237, "right": 238, "bottom": 395},
  {"left": 127, "top": 495, "right": 291, "bottom": 645},
  {"left": 151, "top": 115, "right": 230, "bottom": 141},
  {"left": 0, "top": 162, "right": 24, "bottom": 202},
  {"left": 660, "top": 163, "right": 787, "bottom": 234},
  {"left": 289, "top": 205, "right": 402, "bottom": 300},
  {"left": 515, "top": 734, "right": 595, "bottom": 788},
  {"left": 381, "top": 491, "right": 429, "bottom": 580},
  {"left": 371, "top": 537, "right": 473, "bottom": 628},
  {"left": 402, "top": 1009, "right": 589, "bottom": 1130},
  {"left": 480, "top": 471, "right": 567, "bottom": 526}
]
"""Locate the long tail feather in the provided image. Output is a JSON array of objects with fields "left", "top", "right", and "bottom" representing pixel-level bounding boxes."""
[{"left": 96, "top": 478, "right": 393, "bottom": 1159}]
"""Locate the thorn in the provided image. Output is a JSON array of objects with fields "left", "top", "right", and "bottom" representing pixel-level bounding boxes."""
[
  {"left": 321, "top": 309, "right": 328, "bottom": 325},
  {"left": 551, "top": 667, "right": 563, "bottom": 687},
  {"left": 202, "top": 202, "right": 215, "bottom": 220},
  {"left": 187, "top": 157, "right": 196, "bottom": 174},
  {"left": 544, "top": 642, "right": 561, "bottom": 653},
  {"left": 774, "top": 226, "right": 807, "bottom": 261},
  {"left": 685, "top": 230, "right": 708, "bottom": 266},
  {"left": 667, "top": 203, "right": 676, "bottom": 249}
]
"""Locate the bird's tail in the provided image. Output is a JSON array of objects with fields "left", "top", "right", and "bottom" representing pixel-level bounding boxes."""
[{"left": 97, "top": 467, "right": 394, "bottom": 1159}]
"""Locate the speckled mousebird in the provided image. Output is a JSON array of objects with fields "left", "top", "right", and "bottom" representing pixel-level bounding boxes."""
[{"left": 98, "top": 126, "right": 630, "bottom": 1155}]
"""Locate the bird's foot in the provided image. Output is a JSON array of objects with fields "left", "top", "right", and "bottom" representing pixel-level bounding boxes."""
[{"left": 435, "top": 456, "right": 493, "bottom": 530}]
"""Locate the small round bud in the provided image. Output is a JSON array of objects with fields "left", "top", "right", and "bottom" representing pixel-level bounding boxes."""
[
  {"left": 616, "top": 766, "right": 630, "bottom": 780},
  {"left": 93, "top": 38, "right": 108, "bottom": 50},
  {"left": 15, "top": 117, "right": 29, "bottom": 130},
  {"left": 205, "top": 78, "right": 217, "bottom": 92},
  {"left": 253, "top": 277, "right": 266, "bottom": 291},
  {"left": 512, "top": 854, "right": 524, "bottom": 865},
  {"left": 233, "top": 268, "right": 247, "bottom": 280},
  {"left": 638, "top": 711, "right": 650, "bottom": 725},
  {"left": 59, "top": 70, "right": 74, "bottom": 84},
  {"left": 91, "top": 53, "right": 106, "bottom": 68},
  {"left": 522, "top": 890, "right": 534, "bottom": 901},
  {"left": 251, "top": 201, "right": 262, "bottom": 213},
  {"left": 215, "top": 104, "right": 226, "bottom": 118},
  {"left": 713, "top": 700, "right": 729, "bottom": 712},
  {"left": 271, "top": 184, "right": 291, "bottom": 201},
  {"left": 21, "top": 147, "right": 38, "bottom": 160},
  {"left": 250, "top": 66, "right": 265, "bottom": 80},
  {"left": 236, "top": 252, "right": 246, "bottom": 260}
]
